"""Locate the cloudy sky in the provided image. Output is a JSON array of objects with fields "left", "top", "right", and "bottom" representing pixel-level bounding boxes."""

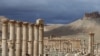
[{"left": 0, "top": 0, "right": 100, "bottom": 24}]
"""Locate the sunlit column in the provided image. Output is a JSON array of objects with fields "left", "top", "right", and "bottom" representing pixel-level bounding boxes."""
[
  {"left": 16, "top": 21, "right": 22, "bottom": 56},
  {"left": 70, "top": 43, "right": 72, "bottom": 52},
  {"left": 28, "top": 23, "right": 34, "bottom": 56},
  {"left": 9, "top": 20, "right": 16, "bottom": 56},
  {"left": 2, "top": 19, "right": 9, "bottom": 56},
  {"left": 82, "top": 40, "right": 86, "bottom": 54},
  {"left": 22, "top": 22, "right": 28, "bottom": 56},
  {"left": 88, "top": 32, "right": 94, "bottom": 56},
  {"left": 34, "top": 24, "right": 39, "bottom": 56},
  {"left": 37, "top": 19, "right": 44, "bottom": 56}
]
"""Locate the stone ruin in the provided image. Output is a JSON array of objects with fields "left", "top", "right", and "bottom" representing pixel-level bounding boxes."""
[
  {"left": 85, "top": 12, "right": 100, "bottom": 18},
  {"left": 1, "top": 18, "right": 44, "bottom": 56},
  {"left": 1, "top": 17, "right": 99, "bottom": 56}
]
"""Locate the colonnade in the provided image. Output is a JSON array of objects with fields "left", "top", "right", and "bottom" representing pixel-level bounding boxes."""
[{"left": 1, "top": 19, "right": 44, "bottom": 56}]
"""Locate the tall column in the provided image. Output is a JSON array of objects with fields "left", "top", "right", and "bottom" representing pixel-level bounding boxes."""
[
  {"left": 9, "top": 20, "right": 16, "bottom": 56},
  {"left": 70, "top": 43, "right": 72, "bottom": 53},
  {"left": 16, "top": 21, "right": 22, "bottom": 56},
  {"left": 59, "top": 40, "right": 61, "bottom": 52},
  {"left": 2, "top": 19, "right": 9, "bottom": 56},
  {"left": 83, "top": 40, "right": 86, "bottom": 54},
  {"left": 28, "top": 24, "right": 34, "bottom": 56},
  {"left": 48, "top": 35, "right": 53, "bottom": 40},
  {"left": 37, "top": 19, "right": 44, "bottom": 56},
  {"left": 95, "top": 43, "right": 99, "bottom": 54},
  {"left": 34, "top": 24, "right": 39, "bottom": 56},
  {"left": 22, "top": 22, "right": 28, "bottom": 56},
  {"left": 88, "top": 32, "right": 94, "bottom": 56}
]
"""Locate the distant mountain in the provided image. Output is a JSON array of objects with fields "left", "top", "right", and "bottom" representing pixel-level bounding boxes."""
[{"left": 44, "top": 12, "right": 100, "bottom": 42}]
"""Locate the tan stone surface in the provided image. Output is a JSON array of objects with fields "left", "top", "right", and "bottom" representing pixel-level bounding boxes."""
[
  {"left": 22, "top": 22, "right": 28, "bottom": 56},
  {"left": 28, "top": 23, "right": 34, "bottom": 56},
  {"left": 9, "top": 20, "right": 16, "bottom": 56},
  {"left": 16, "top": 21, "right": 22, "bottom": 56},
  {"left": 1, "top": 19, "right": 9, "bottom": 56}
]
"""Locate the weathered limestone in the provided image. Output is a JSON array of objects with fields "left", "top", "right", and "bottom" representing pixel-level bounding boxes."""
[
  {"left": 36, "top": 19, "right": 44, "bottom": 25},
  {"left": 1, "top": 19, "right": 45, "bottom": 56},
  {"left": 82, "top": 40, "right": 86, "bottom": 54},
  {"left": 2, "top": 19, "right": 9, "bottom": 56},
  {"left": 22, "top": 22, "right": 28, "bottom": 56},
  {"left": 59, "top": 40, "right": 61, "bottom": 52},
  {"left": 34, "top": 24, "right": 39, "bottom": 56},
  {"left": 28, "top": 23, "right": 34, "bottom": 56},
  {"left": 16, "top": 21, "right": 22, "bottom": 56},
  {"left": 95, "top": 43, "right": 100, "bottom": 54},
  {"left": 88, "top": 32, "right": 94, "bottom": 56},
  {"left": 38, "top": 19, "right": 44, "bottom": 56},
  {"left": 8, "top": 20, "right": 16, "bottom": 56},
  {"left": 70, "top": 43, "right": 72, "bottom": 53},
  {"left": 74, "top": 52, "right": 82, "bottom": 56},
  {"left": 44, "top": 54, "right": 49, "bottom": 56}
]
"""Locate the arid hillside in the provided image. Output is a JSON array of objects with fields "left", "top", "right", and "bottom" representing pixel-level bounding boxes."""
[{"left": 44, "top": 12, "right": 100, "bottom": 42}]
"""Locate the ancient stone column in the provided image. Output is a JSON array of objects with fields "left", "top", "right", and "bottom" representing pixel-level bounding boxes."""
[
  {"left": 16, "top": 21, "right": 22, "bottom": 56},
  {"left": 22, "top": 22, "right": 28, "bottom": 56},
  {"left": 88, "top": 32, "right": 94, "bottom": 56},
  {"left": 33, "top": 24, "right": 39, "bottom": 56},
  {"left": 49, "top": 35, "right": 53, "bottom": 40},
  {"left": 70, "top": 43, "right": 72, "bottom": 53},
  {"left": 83, "top": 40, "right": 86, "bottom": 54},
  {"left": 28, "top": 23, "right": 34, "bottom": 56},
  {"left": 37, "top": 19, "right": 44, "bottom": 56},
  {"left": 9, "top": 20, "right": 16, "bottom": 56},
  {"left": 59, "top": 40, "right": 61, "bottom": 52},
  {"left": 95, "top": 43, "right": 99, "bottom": 54},
  {"left": 2, "top": 19, "right": 9, "bottom": 56}
]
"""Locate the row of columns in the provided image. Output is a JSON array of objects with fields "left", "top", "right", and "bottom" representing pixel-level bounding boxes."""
[{"left": 2, "top": 19, "right": 44, "bottom": 56}]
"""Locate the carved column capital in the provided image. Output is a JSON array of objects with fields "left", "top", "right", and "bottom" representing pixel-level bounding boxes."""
[
  {"left": 9, "top": 20, "right": 16, "bottom": 23},
  {"left": 89, "top": 32, "right": 94, "bottom": 37},
  {"left": 2, "top": 19, "right": 9, "bottom": 24},
  {"left": 16, "top": 21, "right": 22, "bottom": 27},
  {"left": 23, "top": 22, "right": 28, "bottom": 25},
  {"left": 36, "top": 19, "right": 44, "bottom": 25}
]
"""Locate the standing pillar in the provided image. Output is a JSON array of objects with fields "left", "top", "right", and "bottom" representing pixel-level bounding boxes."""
[
  {"left": 59, "top": 40, "right": 61, "bottom": 52},
  {"left": 2, "top": 19, "right": 9, "bottom": 56},
  {"left": 88, "top": 32, "right": 94, "bottom": 56},
  {"left": 16, "top": 21, "right": 22, "bottom": 56},
  {"left": 96, "top": 43, "right": 99, "bottom": 54},
  {"left": 28, "top": 24, "right": 34, "bottom": 56},
  {"left": 37, "top": 19, "right": 44, "bottom": 56},
  {"left": 70, "top": 43, "right": 72, "bottom": 53},
  {"left": 9, "top": 20, "right": 16, "bottom": 56},
  {"left": 83, "top": 40, "right": 86, "bottom": 54},
  {"left": 34, "top": 24, "right": 39, "bottom": 56},
  {"left": 22, "top": 22, "right": 28, "bottom": 56}
]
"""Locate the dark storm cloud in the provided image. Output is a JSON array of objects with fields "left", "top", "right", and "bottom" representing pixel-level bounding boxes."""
[{"left": 0, "top": 0, "right": 100, "bottom": 23}]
